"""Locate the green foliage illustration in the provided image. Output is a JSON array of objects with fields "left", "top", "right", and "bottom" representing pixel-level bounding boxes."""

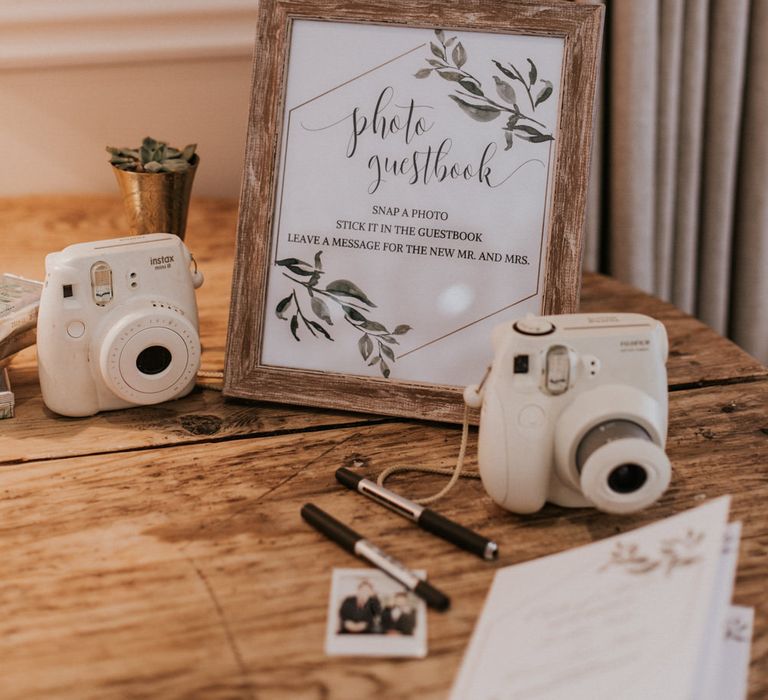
[
  {"left": 274, "top": 251, "right": 411, "bottom": 378},
  {"left": 416, "top": 30, "right": 555, "bottom": 151}
]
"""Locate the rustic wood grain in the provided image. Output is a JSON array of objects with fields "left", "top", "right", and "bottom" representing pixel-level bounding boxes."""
[
  {"left": 224, "top": 0, "right": 604, "bottom": 422},
  {"left": 0, "top": 381, "right": 765, "bottom": 699}
]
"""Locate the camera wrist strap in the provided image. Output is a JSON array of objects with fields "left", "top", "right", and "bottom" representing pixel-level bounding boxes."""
[
  {"left": 196, "top": 369, "right": 480, "bottom": 505},
  {"left": 376, "top": 405, "right": 480, "bottom": 505}
]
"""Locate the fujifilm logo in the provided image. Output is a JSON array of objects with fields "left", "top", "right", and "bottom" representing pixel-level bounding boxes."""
[
  {"left": 150, "top": 255, "right": 174, "bottom": 269},
  {"left": 620, "top": 339, "right": 650, "bottom": 352}
]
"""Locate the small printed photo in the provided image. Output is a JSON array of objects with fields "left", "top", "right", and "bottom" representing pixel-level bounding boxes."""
[{"left": 325, "top": 568, "right": 428, "bottom": 658}]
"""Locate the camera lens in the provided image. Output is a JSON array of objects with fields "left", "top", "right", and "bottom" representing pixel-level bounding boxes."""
[
  {"left": 607, "top": 463, "right": 648, "bottom": 493},
  {"left": 136, "top": 345, "right": 172, "bottom": 375}
]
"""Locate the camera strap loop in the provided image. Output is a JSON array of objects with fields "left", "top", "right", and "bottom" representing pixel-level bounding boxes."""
[{"left": 376, "top": 405, "right": 480, "bottom": 505}]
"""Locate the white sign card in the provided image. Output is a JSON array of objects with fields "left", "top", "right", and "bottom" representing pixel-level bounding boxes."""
[{"left": 263, "top": 21, "right": 564, "bottom": 386}]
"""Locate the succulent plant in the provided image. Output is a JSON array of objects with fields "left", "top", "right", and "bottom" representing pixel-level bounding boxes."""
[{"left": 107, "top": 136, "right": 197, "bottom": 173}]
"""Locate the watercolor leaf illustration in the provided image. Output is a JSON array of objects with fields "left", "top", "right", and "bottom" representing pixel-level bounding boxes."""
[
  {"left": 416, "top": 29, "right": 554, "bottom": 151},
  {"left": 599, "top": 529, "right": 705, "bottom": 576},
  {"left": 274, "top": 251, "right": 411, "bottom": 379}
]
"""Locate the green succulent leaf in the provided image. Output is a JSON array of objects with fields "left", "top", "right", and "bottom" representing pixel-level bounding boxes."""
[
  {"left": 107, "top": 137, "right": 200, "bottom": 172},
  {"left": 380, "top": 359, "right": 390, "bottom": 378},
  {"left": 325, "top": 279, "right": 376, "bottom": 307},
  {"left": 414, "top": 68, "right": 432, "bottom": 79},
  {"left": 448, "top": 95, "right": 501, "bottom": 123},
  {"left": 380, "top": 335, "right": 399, "bottom": 344},
  {"left": 380, "top": 343, "right": 395, "bottom": 362},
  {"left": 393, "top": 324, "right": 412, "bottom": 335},
  {"left": 181, "top": 144, "right": 197, "bottom": 162},
  {"left": 160, "top": 159, "right": 192, "bottom": 173},
  {"left": 289, "top": 315, "right": 300, "bottom": 341}
]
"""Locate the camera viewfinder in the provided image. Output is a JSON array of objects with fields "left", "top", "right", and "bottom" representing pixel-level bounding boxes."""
[{"left": 90, "top": 262, "right": 113, "bottom": 306}]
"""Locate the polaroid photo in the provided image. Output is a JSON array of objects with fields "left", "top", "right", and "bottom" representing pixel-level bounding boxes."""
[{"left": 325, "top": 568, "right": 427, "bottom": 658}]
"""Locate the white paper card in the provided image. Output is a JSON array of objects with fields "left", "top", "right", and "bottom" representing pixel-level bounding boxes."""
[
  {"left": 693, "top": 521, "right": 742, "bottom": 700},
  {"left": 715, "top": 605, "right": 754, "bottom": 700},
  {"left": 262, "top": 20, "right": 565, "bottom": 386},
  {"left": 450, "top": 497, "right": 745, "bottom": 700}
]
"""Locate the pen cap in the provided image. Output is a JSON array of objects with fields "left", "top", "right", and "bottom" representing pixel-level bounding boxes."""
[
  {"left": 415, "top": 580, "right": 451, "bottom": 611},
  {"left": 335, "top": 467, "right": 364, "bottom": 490},
  {"left": 301, "top": 503, "right": 359, "bottom": 554},
  {"left": 420, "top": 508, "right": 499, "bottom": 560}
]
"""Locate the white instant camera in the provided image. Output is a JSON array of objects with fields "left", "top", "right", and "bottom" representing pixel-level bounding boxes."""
[
  {"left": 37, "top": 234, "right": 204, "bottom": 417},
  {"left": 464, "top": 313, "right": 671, "bottom": 514}
]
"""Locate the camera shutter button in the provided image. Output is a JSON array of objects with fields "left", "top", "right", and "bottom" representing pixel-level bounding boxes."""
[
  {"left": 66, "top": 320, "right": 85, "bottom": 338},
  {"left": 513, "top": 315, "right": 555, "bottom": 336}
]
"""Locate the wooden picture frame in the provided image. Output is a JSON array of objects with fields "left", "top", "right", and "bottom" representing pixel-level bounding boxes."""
[{"left": 224, "top": 0, "right": 603, "bottom": 423}]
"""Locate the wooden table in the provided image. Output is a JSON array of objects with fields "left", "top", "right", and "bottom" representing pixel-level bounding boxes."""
[{"left": 1, "top": 196, "right": 766, "bottom": 699}]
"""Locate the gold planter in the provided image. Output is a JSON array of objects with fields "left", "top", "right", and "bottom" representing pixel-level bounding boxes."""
[{"left": 112, "top": 155, "right": 199, "bottom": 240}]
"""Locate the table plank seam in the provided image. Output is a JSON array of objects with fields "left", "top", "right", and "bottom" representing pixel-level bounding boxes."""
[
  {"left": 0, "top": 415, "right": 405, "bottom": 467},
  {"left": 669, "top": 374, "right": 767, "bottom": 392}
]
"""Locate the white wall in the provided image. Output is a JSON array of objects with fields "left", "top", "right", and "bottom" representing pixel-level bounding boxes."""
[{"left": 0, "top": 0, "right": 259, "bottom": 198}]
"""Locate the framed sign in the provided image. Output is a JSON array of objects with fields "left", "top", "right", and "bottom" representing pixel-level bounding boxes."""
[{"left": 224, "top": 0, "right": 603, "bottom": 422}]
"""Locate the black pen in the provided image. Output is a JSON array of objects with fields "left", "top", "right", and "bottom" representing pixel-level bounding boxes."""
[
  {"left": 335, "top": 467, "right": 499, "bottom": 561},
  {"left": 300, "top": 503, "right": 450, "bottom": 611}
]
